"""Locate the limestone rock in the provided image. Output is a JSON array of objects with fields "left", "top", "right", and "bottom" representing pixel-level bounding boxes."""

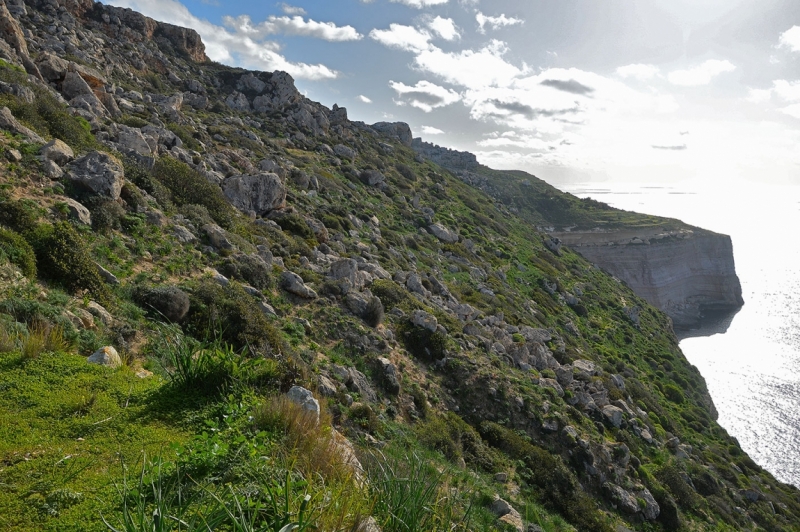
[
  {"left": 347, "top": 368, "right": 378, "bottom": 402},
  {"left": 371, "top": 122, "right": 413, "bottom": 146},
  {"left": 67, "top": 152, "right": 125, "bottom": 200},
  {"left": 359, "top": 169, "right": 385, "bottom": 187},
  {"left": 318, "top": 375, "right": 338, "bottom": 397},
  {"left": 376, "top": 356, "right": 400, "bottom": 394},
  {"left": 222, "top": 173, "right": 286, "bottom": 215},
  {"left": 37, "top": 52, "right": 70, "bottom": 82},
  {"left": 490, "top": 497, "right": 524, "bottom": 532},
  {"left": 428, "top": 223, "right": 459, "bottom": 243},
  {"left": 287, "top": 386, "right": 320, "bottom": 424},
  {"left": 280, "top": 271, "right": 318, "bottom": 299},
  {"left": 87, "top": 346, "right": 121, "bottom": 368},
  {"left": 602, "top": 405, "right": 625, "bottom": 428},
  {"left": 0, "top": 107, "right": 44, "bottom": 143},
  {"left": 87, "top": 301, "right": 114, "bottom": 326},
  {"left": 115, "top": 124, "right": 153, "bottom": 157},
  {"left": 61, "top": 71, "right": 94, "bottom": 100},
  {"left": 96, "top": 264, "right": 120, "bottom": 285},
  {"left": 333, "top": 144, "right": 356, "bottom": 160},
  {"left": 61, "top": 198, "right": 91, "bottom": 225},
  {"left": 411, "top": 310, "right": 438, "bottom": 332},
  {"left": 202, "top": 224, "right": 236, "bottom": 251},
  {"left": 40, "top": 139, "right": 74, "bottom": 166}
]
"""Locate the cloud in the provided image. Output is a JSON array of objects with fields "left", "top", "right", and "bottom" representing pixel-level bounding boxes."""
[
  {"left": 667, "top": 60, "right": 736, "bottom": 86},
  {"left": 616, "top": 63, "right": 660, "bottom": 80},
  {"left": 427, "top": 16, "right": 459, "bottom": 40},
  {"left": 278, "top": 3, "right": 305, "bottom": 15},
  {"left": 540, "top": 78, "right": 594, "bottom": 95},
  {"left": 370, "top": 24, "right": 432, "bottom": 52},
  {"left": 222, "top": 14, "right": 362, "bottom": 41},
  {"left": 478, "top": 132, "right": 551, "bottom": 151},
  {"left": 421, "top": 126, "right": 445, "bottom": 134},
  {"left": 389, "top": 80, "right": 460, "bottom": 112},
  {"left": 781, "top": 104, "right": 800, "bottom": 119},
  {"left": 414, "top": 40, "right": 528, "bottom": 89},
  {"left": 779, "top": 26, "right": 800, "bottom": 52},
  {"left": 651, "top": 144, "right": 687, "bottom": 150},
  {"left": 390, "top": 0, "right": 448, "bottom": 7},
  {"left": 358, "top": 95, "right": 372, "bottom": 103},
  {"left": 107, "top": 0, "right": 338, "bottom": 79},
  {"left": 476, "top": 12, "right": 524, "bottom": 33}
]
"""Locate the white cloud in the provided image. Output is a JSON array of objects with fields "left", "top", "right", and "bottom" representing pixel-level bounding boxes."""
[
  {"left": 421, "top": 126, "right": 445, "bottom": 134},
  {"left": 415, "top": 40, "right": 528, "bottom": 89},
  {"left": 667, "top": 60, "right": 736, "bottom": 86},
  {"left": 390, "top": 0, "right": 448, "bottom": 7},
  {"left": 772, "top": 80, "right": 800, "bottom": 102},
  {"left": 427, "top": 16, "right": 459, "bottom": 41},
  {"left": 370, "top": 24, "right": 432, "bottom": 52},
  {"left": 222, "top": 14, "right": 362, "bottom": 41},
  {"left": 107, "top": 0, "right": 338, "bottom": 79},
  {"left": 389, "top": 80, "right": 460, "bottom": 112},
  {"left": 779, "top": 26, "right": 800, "bottom": 52},
  {"left": 781, "top": 104, "right": 800, "bottom": 119},
  {"left": 747, "top": 88, "right": 773, "bottom": 103},
  {"left": 358, "top": 95, "right": 373, "bottom": 103},
  {"left": 476, "top": 12, "right": 524, "bottom": 33},
  {"left": 278, "top": 3, "right": 306, "bottom": 15},
  {"left": 616, "top": 63, "right": 660, "bottom": 81}
]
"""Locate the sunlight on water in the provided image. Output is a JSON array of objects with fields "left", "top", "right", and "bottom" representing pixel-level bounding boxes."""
[{"left": 559, "top": 180, "right": 800, "bottom": 487}]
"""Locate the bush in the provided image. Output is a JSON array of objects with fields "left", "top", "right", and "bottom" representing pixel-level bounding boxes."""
[
  {"left": 88, "top": 199, "right": 125, "bottom": 233},
  {"left": 0, "top": 197, "right": 39, "bottom": 233},
  {"left": 370, "top": 279, "right": 409, "bottom": 309},
  {"left": 363, "top": 296, "right": 384, "bottom": 327},
  {"left": 219, "top": 253, "right": 273, "bottom": 291},
  {"left": 663, "top": 383, "right": 685, "bottom": 404},
  {"left": 152, "top": 157, "right": 237, "bottom": 228},
  {"left": 397, "top": 319, "right": 447, "bottom": 361},
  {"left": 27, "top": 222, "right": 110, "bottom": 303},
  {"left": 274, "top": 214, "right": 314, "bottom": 240},
  {"left": 185, "top": 280, "right": 283, "bottom": 355},
  {"left": 0, "top": 227, "right": 36, "bottom": 278},
  {"left": 133, "top": 285, "right": 191, "bottom": 322}
]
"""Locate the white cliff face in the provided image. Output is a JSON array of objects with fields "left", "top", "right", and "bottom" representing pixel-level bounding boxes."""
[{"left": 554, "top": 229, "right": 743, "bottom": 329}]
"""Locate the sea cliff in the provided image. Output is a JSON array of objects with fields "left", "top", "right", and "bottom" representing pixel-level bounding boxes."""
[{"left": 552, "top": 228, "right": 744, "bottom": 328}]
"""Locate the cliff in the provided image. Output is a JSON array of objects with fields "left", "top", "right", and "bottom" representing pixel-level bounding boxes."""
[
  {"left": 552, "top": 228, "right": 743, "bottom": 328},
  {"left": 413, "top": 146, "right": 744, "bottom": 329}
]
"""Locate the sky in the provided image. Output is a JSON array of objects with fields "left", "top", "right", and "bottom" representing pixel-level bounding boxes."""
[{"left": 106, "top": 0, "right": 800, "bottom": 185}]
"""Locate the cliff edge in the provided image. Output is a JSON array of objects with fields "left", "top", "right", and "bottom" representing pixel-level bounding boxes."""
[{"left": 413, "top": 139, "right": 744, "bottom": 329}]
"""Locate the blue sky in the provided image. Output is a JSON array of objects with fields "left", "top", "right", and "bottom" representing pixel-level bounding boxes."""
[{"left": 108, "top": 0, "right": 800, "bottom": 184}]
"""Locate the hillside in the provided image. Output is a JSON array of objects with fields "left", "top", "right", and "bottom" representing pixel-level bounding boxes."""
[{"left": 0, "top": 1, "right": 796, "bottom": 531}]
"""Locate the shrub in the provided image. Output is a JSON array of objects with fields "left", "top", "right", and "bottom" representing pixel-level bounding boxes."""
[
  {"left": 88, "top": 199, "right": 125, "bottom": 233},
  {"left": 133, "top": 285, "right": 191, "bottom": 322},
  {"left": 0, "top": 197, "right": 39, "bottom": 233},
  {"left": 153, "top": 329, "right": 242, "bottom": 394},
  {"left": 0, "top": 227, "right": 36, "bottom": 278},
  {"left": 185, "top": 280, "right": 283, "bottom": 355},
  {"left": 274, "top": 214, "right": 314, "bottom": 240},
  {"left": 27, "top": 222, "right": 110, "bottom": 303},
  {"left": 123, "top": 157, "right": 173, "bottom": 209},
  {"left": 397, "top": 319, "right": 447, "bottom": 361},
  {"left": 219, "top": 253, "right": 273, "bottom": 291},
  {"left": 663, "top": 383, "right": 685, "bottom": 404},
  {"left": 371, "top": 279, "right": 410, "bottom": 309},
  {"left": 348, "top": 403, "right": 378, "bottom": 432},
  {"left": 152, "top": 157, "right": 237, "bottom": 228},
  {"left": 363, "top": 296, "right": 384, "bottom": 327}
]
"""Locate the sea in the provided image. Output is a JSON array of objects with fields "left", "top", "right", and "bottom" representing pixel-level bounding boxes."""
[{"left": 558, "top": 180, "right": 800, "bottom": 487}]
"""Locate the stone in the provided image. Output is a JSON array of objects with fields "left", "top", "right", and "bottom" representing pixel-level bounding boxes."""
[
  {"left": 225, "top": 91, "right": 251, "bottom": 112},
  {"left": 318, "top": 375, "right": 338, "bottom": 397},
  {"left": 67, "top": 152, "right": 125, "bottom": 200},
  {"left": 40, "top": 139, "right": 74, "bottom": 166},
  {"left": 371, "top": 122, "right": 413, "bottom": 146},
  {"left": 61, "top": 71, "right": 93, "bottom": 100},
  {"left": 43, "top": 159, "right": 62, "bottom": 179},
  {"left": 286, "top": 386, "right": 320, "bottom": 424},
  {"left": 0, "top": 1, "right": 29, "bottom": 57},
  {"left": 346, "top": 290, "right": 372, "bottom": 316},
  {"left": 428, "top": 223, "right": 459, "bottom": 243},
  {"left": 280, "top": 271, "right": 318, "bottom": 298},
  {"left": 602, "top": 405, "right": 625, "bottom": 428},
  {"left": 87, "top": 301, "right": 114, "bottom": 326},
  {"left": 222, "top": 173, "right": 286, "bottom": 215},
  {"left": 87, "top": 346, "right": 121, "bottom": 368},
  {"left": 0, "top": 107, "right": 44, "bottom": 143},
  {"left": 359, "top": 169, "right": 385, "bottom": 187},
  {"left": 376, "top": 356, "right": 400, "bottom": 394},
  {"left": 333, "top": 144, "right": 357, "bottom": 160},
  {"left": 172, "top": 225, "right": 196, "bottom": 243},
  {"left": 544, "top": 236, "right": 562, "bottom": 255},
  {"left": 36, "top": 52, "right": 70, "bottom": 82},
  {"left": 202, "top": 224, "right": 236, "bottom": 251},
  {"left": 638, "top": 488, "right": 660, "bottom": 520},
  {"left": 5, "top": 148, "right": 21, "bottom": 162},
  {"left": 572, "top": 359, "right": 598, "bottom": 380},
  {"left": 411, "top": 310, "right": 438, "bottom": 332},
  {"left": 490, "top": 497, "right": 524, "bottom": 532},
  {"left": 96, "top": 263, "right": 120, "bottom": 285},
  {"left": 347, "top": 368, "right": 378, "bottom": 402},
  {"left": 605, "top": 483, "right": 640, "bottom": 515},
  {"left": 115, "top": 124, "right": 153, "bottom": 157}
]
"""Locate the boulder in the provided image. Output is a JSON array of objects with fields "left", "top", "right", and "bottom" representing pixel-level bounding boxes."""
[
  {"left": 202, "top": 224, "right": 236, "bottom": 251},
  {"left": 67, "top": 151, "right": 125, "bottom": 200},
  {"left": 371, "top": 122, "right": 413, "bottom": 146},
  {"left": 286, "top": 386, "right": 320, "bottom": 424},
  {"left": 359, "top": 169, "right": 385, "bottom": 187},
  {"left": 0, "top": 106, "right": 44, "bottom": 143},
  {"left": 87, "top": 301, "right": 114, "bottom": 326},
  {"left": 605, "top": 483, "right": 640, "bottom": 515},
  {"left": 602, "top": 405, "right": 625, "bottom": 428},
  {"left": 40, "top": 139, "right": 74, "bottom": 166},
  {"left": 333, "top": 144, "right": 357, "bottom": 160},
  {"left": 376, "top": 356, "right": 400, "bottom": 394},
  {"left": 96, "top": 264, "right": 120, "bottom": 285},
  {"left": 62, "top": 198, "right": 91, "bottom": 225},
  {"left": 222, "top": 173, "right": 286, "bottom": 215},
  {"left": 347, "top": 368, "right": 378, "bottom": 402},
  {"left": 411, "top": 310, "right": 438, "bottom": 332},
  {"left": 87, "top": 346, "right": 121, "bottom": 368},
  {"left": 490, "top": 497, "right": 524, "bottom": 532},
  {"left": 428, "top": 223, "right": 458, "bottom": 243},
  {"left": 115, "top": 124, "right": 153, "bottom": 157},
  {"left": 61, "top": 71, "right": 93, "bottom": 100},
  {"left": 36, "top": 52, "right": 70, "bottom": 82},
  {"left": 280, "top": 271, "right": 318, "bottom": 299},
  {"left": 318, "top": 375, "right": 338, "bottom": 397},
  {"left": 225, "top": 91, "right": 251, "bottom": 112}
]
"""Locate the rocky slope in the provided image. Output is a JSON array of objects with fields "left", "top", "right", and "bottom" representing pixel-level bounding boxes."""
[
  {"left": 0, "top": 1, "right": 795, "bottom": 531},
  {"left": 413, "top": 140, "right": 744, "bottom": 329}
]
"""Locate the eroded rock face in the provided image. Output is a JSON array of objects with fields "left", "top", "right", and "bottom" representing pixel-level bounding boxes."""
[
  {"left": 555, "top": 229, "right": 744, "bottom": 329},
  {"left": 222, "top": 173, "right": 286, "bottom": 215},
  {"left": 371, "top": 122, "right": 413, "bottom": 146}
]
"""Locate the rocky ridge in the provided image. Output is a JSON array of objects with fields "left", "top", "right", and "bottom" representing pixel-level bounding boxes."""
[{"left": 0, "top": 1, "right": 794, "bottom": 531}]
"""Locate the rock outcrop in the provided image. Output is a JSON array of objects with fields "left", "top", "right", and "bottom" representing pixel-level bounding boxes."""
[{"left": 553, "top": 228, "right": 743, "bottom": 329}]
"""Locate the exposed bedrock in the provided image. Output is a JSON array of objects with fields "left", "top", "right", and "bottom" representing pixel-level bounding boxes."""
[{"left": 553, "top": 229, "right": 744, "bottom": 329}]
